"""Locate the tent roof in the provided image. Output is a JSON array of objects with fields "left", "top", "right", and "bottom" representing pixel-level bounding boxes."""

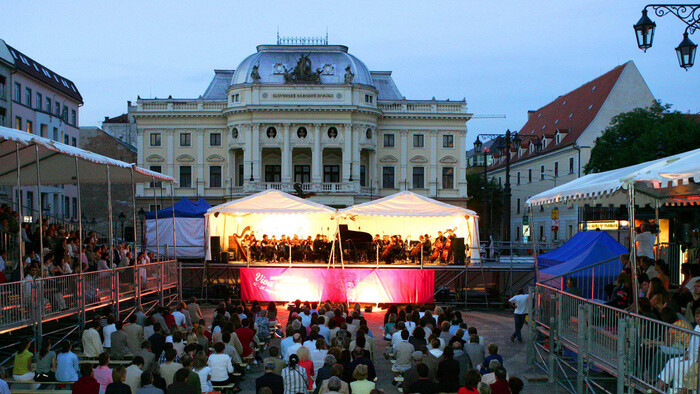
[
  {"left": 527, "top": 148, "right": 700, "bottom": 206},
  {"left": 538, "top": 231, "right": 628, "bottom": 271},
  {"left": 339, "top": 191, "right": 478, "bottom": 217},
  {"left": 0, "top": 126, "right": 174, "bottom": 184},
  {"left": 206, "top": 190, "right": 335, "bottom": 215},
  {"left": 145, "top": 197, "right": 212, "bottom": 219}
]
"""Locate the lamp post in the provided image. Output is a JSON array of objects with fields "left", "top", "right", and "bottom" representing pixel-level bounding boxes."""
[
  {"left": 634, "top": 4, "right": 700, "bottom": 70},
  {"left": 474, "top": 130, "right": 542, "bottom": 243}
]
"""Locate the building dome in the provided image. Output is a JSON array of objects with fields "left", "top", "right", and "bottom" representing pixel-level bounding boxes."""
[{"left": 231, "top": 44, "right": 373, "bottom": 86}]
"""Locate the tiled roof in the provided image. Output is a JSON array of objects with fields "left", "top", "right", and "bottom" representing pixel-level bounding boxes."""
[
  {"left": 103, "top": 113, "right": 128, "bottom": 123},
  {"left": 489, "top": 62, "right": 629, "bottom": 170},
  {"left": 6, "top": 44, "right": 83, "bottom": 103}
]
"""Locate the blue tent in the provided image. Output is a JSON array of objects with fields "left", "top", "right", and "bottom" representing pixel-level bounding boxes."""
[
  {"left": 145, "top": 198, "right": 211, "bottom": 258},
  {"left": 145, "top": 198, "right": 211, "bottom": 219},
  {"left": 539, "top": 231, "right": 627, "bottom": 299}
]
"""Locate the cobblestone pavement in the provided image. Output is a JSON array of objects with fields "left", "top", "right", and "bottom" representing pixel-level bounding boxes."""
[{"left": 204, "top": 305, "right": 566, "bottom": 393}]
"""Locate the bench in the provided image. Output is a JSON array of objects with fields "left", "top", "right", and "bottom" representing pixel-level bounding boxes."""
[
  {"left": 213, "top": 382, "right": 238, "bottom": 394},
  {"left": 11, "top": 390, "right": 71, "bottom": 394}
]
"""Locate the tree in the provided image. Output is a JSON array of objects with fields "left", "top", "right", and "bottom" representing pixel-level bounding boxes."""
[
  {"left": 584, "top": 101, "right": 700, "bottom": 174},
  {"left": 467, "top": 173, "right": 504, "bottom": 239}
]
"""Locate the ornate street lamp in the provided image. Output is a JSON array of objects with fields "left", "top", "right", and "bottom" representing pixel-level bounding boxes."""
[
  {"left": 676, "top": 32, "right": 698, "bottom": 69},
  {"left": 634, "top": 4, "right": 700, "bottom": 69}
]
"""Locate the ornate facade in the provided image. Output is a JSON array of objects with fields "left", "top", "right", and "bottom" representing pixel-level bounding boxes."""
[{"left": 131, "top": 42, "right": 471, "bottom": 208}]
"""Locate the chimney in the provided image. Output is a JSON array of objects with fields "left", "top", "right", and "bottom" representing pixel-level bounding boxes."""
[{"left": 527, "top": 110, "right": 537, "bottom": 120}]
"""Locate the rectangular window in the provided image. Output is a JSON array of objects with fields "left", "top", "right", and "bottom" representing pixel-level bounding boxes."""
[
  {"left": 412, "top": 167, "right": 425, "bottom": 189},
  {"left": 569, "top": 157, "right": 575, "bottom": 174},
  {"left": 13, "top": 83, "right": 21, "bottom": 102},
  {"left": 26, "top": 120, "right": 33, "bottom": 133},
  {"left": 382, "top": 166, "right": 395, "bottom": 189},
  {"left": 516, "top": 198, "right": 521, "bottom": 214},
  {"left": 46, "top": 97, "right": 52, "bottom": 112},
  {"left": 0, "top": 76, "right": 5, "bottom": 99},
  {"left": 294, "top": 165, "right": 310, "bottom": 184},
  {"left": 26, "top": 191, "right": 34, "bottom": 212},
  {"left": 517, "top": 171, "right": 521, "bottom": 185},
  {"left": 528, "top": 168, "right": 532, "bottom": 183},
  {"left": 40, "top": 124, "right": 47, "bottom": 138},
  {"left": 72, "top": 198, "right": 77, "bottom": 219},
  {"left": 36, "top": 92, "right": 42, "bottom": 110},
  {"left": 413, "top": 134, "right": 424, "bottom": 148},
  {"left": 14, "top": 116, "right": 21, "bottom": 130},
  {"left": 516, "top": 226, "right": 521, "bottom": 241},
  {"left": 554, "top": 162, "right": 559, "bottom": 177},
  {"left": 238, "top": 164, "right": 244, "bottom": 186},
  {"left": 53, "top": 127, "right": 59, "bottom": 141},
  {"left": 442, "top": 134, "right": 454, "bottom": 148},
  {"left": 149, "top": 133, "right": 161, "bottom": 146},
  {"left": 71, "top": 137, "right": 76, "bottom": 147},
  {"left": 383, "top": 133, "right": 395, "bottom": 147},
  {"left": 64, "top": 196, "right": 70, "bottom": 219},
  {"left": 149, "top": 204, "right": 162, "bottom": 212},
  {"left": 364, "top": 94, "right": 373, "bottom": 103},
  {"left": 360, "top": 165, "right": 366, "bottom": 187},
  {"left": 210, "top": 165, "right": 222, "bottom": 187},
  {"left": 61, "top": 106, "right": 68, "bottom": 122},
  {"left": 71, "top": 109, "right": 76, "bottom": 125},
  {"left": 442, "top": 167, "right": 454, "bottom": 189},
  {"left": 209, "top": 132, "right": 221, "bottom": 146},
  {"left": 0, "top": 108, "right": 5, "bottom": 126},
  {"left": 265, "top": 165, "right": 281, "bottom": 182},
  {"left": 25, "top": 87, "right": 32, "bottom": 107},
  {"left": 64, "top": 134, "right": 69, "bottom": 144},
  {"left": 179, "top": 166, "right": 192, "bottom": 187},
  {"left": 540, "top": 165, "right": 545, "bottom": 180},
  {"left": 179, "top": 133, "right": 191, "bottom": 146},
  {"left": 55, "top": 102, "right": 60, "bottom": 116},
  {"left": 323, "top": 165, "right": 340, "bottom": 183},
  {"left": 149, "top": 166, "right": 162, "bottom": 187}
]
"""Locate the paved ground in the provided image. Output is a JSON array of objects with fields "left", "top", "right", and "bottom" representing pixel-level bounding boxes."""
[{"left": 203, "top": 305, "right": 566, "bottom": 393}]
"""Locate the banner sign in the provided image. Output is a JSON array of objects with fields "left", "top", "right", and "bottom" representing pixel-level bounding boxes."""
[{"left": 240, "top": 268, "right": 435, "bottom": 304}]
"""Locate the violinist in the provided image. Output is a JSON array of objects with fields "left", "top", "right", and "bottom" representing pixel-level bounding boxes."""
[{"left": 410, "top": 235, "right": 425, "bottom": 264}]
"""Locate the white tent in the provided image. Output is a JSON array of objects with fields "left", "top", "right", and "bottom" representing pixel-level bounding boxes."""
[
  {"left": 338, "top": 191, "right": 481, "bottom": 260},
  {"left": 204, "top": 190, "right": 337, "bottom": 260}
]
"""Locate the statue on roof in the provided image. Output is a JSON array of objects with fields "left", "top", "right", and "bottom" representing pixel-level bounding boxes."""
[
  {"left": 344, "top": 66, "right": 354, "bottom": 83},
  {"left": 284, "top": 54, "right": 321, "bottom": 84},
  {"left": 250, "top": 64, "right": 261, "bottom": 83}
]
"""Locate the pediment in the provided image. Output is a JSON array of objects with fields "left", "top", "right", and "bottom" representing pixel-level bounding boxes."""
[
  {"left": 440, "top": 155, "right": 458, "bottom": 164},
  {"left": 206, "top": 154, "right": 225, "bottom": 163},
  {"left": 177, "top": 154, "right": 195, "bottom": 163},
  {"left": 146, "top": 154, "right": 164, "bottom": 163},
  {"left": 410, "top": 155, "right": 428, "bottom": 164},
  {"left": 380, "top": 155, "right": 398, "bottom": 163}
]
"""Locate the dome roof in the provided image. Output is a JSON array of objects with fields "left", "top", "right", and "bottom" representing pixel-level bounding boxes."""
[{"left": 231, "top": 45, "right": 373, "bottom": 86}]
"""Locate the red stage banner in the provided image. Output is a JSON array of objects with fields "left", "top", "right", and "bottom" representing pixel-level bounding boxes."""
[{"left": 240, "top": 268, "right": 435, "bottom": 304}]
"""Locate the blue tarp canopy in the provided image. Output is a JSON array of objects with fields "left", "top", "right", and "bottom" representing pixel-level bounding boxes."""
[
  {"left": 145, "top": 198, "right": 211, "bottom": 219},
  {"left": 539, "top": 231, "right": 627, "bottom": 299}
]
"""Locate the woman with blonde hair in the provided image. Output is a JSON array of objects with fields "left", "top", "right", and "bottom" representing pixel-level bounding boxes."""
[
  {"left": 297, "top": 346, "right": 315, "bottom": 390},
  {"left": 195, "top": 325, "right": 209, "bottom": 348},
  {"left": 193, "top": 352, "right": 213, "bottom": 394},
  {"left": 350, "top": 364, "right": 375, "bottom": 394}
]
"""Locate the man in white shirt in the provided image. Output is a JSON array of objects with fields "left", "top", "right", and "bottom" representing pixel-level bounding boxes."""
[
  {"left": 171, "top": 305, "right": 186, "bottom": 328},
  {"left": 317, "top": 317, "right": 331, "bottom": 344},
  {"left": 82, "top": 320, "right": 104, "bottom": 358},
  {"left": 102, "top": 315, "right": 117, "bottom": 348},
  {"left": 285, "top": 334, "right": 302, "bottom": 361},
  {"left": 124, "top": 356, "right": 144, "bottom": 394},
  {"left": 636, "top": 223, "right": 657, "bottom": 259},
  {"left": 391, "top": 321, "right": 406, "bottom": 349},
  {"left": 509, "top": 289, "right": 530, "bottom": 343},
  {"left": 279, "top": 326, "right": 296, "bottom": 361}
]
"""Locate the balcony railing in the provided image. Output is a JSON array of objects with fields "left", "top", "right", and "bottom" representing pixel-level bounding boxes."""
[
  {"left": 235, "top": 182, "right": 375, "bottom": 195},
  {"left": 378, "top": 101, "right": 467, "bottom": 114}
]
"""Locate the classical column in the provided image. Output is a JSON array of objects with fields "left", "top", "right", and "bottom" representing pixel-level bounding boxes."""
[
  {"left": 243, "top": 124, "right": 252, "bottom": 185},
  {"left": 166, "top": 129, "right": 175, "bottom": 178},
  {"left": 312, "top": 124, "right": 322, "bottom": 183},
  {"left": 196, "top": 129, "right": 204, "bottom": 196},
  {"left": 343, "top": 123, "right": 352, "bottom": 183},
  {"left": 352, "top": 125, "right": 361, "bottom": 187},
  {"left": 282, "top": 123, "right": 292, "bottom": 183},
  {"left": 400, "top": 130, "right": 408, "bottom": 189},
  {"left": 369, "top": 149, "right": 377, "bottom": 190},
  {"left": 252, "top": 124, "right": 261, "bottom": 181},
  {"left": 429, "top": 130, "right": 438, "bottom": 196},
  {"left": 458, "top": 130, "right": 468, "bottom": 196}
]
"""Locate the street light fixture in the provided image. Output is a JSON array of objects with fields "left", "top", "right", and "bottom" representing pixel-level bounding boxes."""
[{"left": 634, "top": 4, "right": 700, "bottom": 69}]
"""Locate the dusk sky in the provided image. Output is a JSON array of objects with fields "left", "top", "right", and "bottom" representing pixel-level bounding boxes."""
[{"left": 4, "top": 1, "right": 698, "bottom": 143}]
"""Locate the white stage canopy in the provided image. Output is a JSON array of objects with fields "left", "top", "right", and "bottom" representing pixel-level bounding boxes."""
[
  {"left": 205, "top": 190, "right": 337, "bottom": 259},
  {"left": 526, "top": 147, "right": 700, "bottom": 207},
  {"left": 0, "top": 126, "right": 174, "bottom": 184},
  {"left": 338, "top": 191, "right": 481, "bottom": 260}
]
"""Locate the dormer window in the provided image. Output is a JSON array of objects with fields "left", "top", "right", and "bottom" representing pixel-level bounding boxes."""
[
  {"left": 555, "top": 133, "right": 561, "bottom": 144},
  {"left": 231, "top": 94, "right": 240, "bottom": 103}
]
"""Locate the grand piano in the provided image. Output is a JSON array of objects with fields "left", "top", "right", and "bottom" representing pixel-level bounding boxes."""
[{"left": 338, "top": 224, "right": 374, "bottom": 263}]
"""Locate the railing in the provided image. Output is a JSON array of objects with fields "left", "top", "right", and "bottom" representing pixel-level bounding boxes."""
[
  {"left": 539, "top": 255, "right": 622, "bottom": 301},
  {"left": 378, "top": 101, "right": 467, "bottom": 114},
  {"left": 0, "top": 260, "right": 179, "bottom": 333},
  {"left": 532, "top": 283, "right": 700, "bottom": 393},
  {"left": 243, "top": 182, "right": 374, "bottom": 195},
  {"left": 137, "top": 101, "right": 226, "bottom": 112}
]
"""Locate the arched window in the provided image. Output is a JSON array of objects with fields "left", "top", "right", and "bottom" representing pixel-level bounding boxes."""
[
  {"left": 266, "top": 126, "right": 277, "bottom": 139},
  {"left": 327, "top": 127, "right": 338, "bottom": 139},
  {"left": 297, "top": 126, "right": 308, "bottom": 139},
  {"left": 365, "top": 128, "right": 372, "bottom": 139},
  {"left": 231, "top": 128, "right": 238, "bottom": 139}
]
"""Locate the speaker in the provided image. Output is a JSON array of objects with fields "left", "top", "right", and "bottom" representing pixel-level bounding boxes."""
[
  {"left": 210, "top": 236, "right": 221, "bottom": 262},
  {"left": 453, "top": 237, "right": 466, "bottom": 264},
  {"left": 124, "top": 226, "right": 135, "bottom": 242}
]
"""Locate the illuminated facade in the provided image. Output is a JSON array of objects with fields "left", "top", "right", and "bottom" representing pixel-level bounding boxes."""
[{"left": 131, "top": 39, "right": 471, "bottom": 208}]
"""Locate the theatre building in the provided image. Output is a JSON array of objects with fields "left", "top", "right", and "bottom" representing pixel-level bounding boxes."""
[{"left": 131, "top": 38, "right": 471, "bottom": 209}]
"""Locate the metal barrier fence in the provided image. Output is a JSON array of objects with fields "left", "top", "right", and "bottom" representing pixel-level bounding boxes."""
[
  {"left": 539, "top": 255, "right": 623, "bottom": 302},
  {"left": 532, "top": 283, "right": 700, "bottom": 393},
  {"left": 0, "top": 260, "right": 179, "bottom": 334}
]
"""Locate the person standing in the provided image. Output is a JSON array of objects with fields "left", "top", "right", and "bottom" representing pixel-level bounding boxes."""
[
  {"left": 636, "top": 223, "right": 657, "bottom": 260},
  {"left": 509, "top": 289, "right": 530, "bottom": 343}
]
